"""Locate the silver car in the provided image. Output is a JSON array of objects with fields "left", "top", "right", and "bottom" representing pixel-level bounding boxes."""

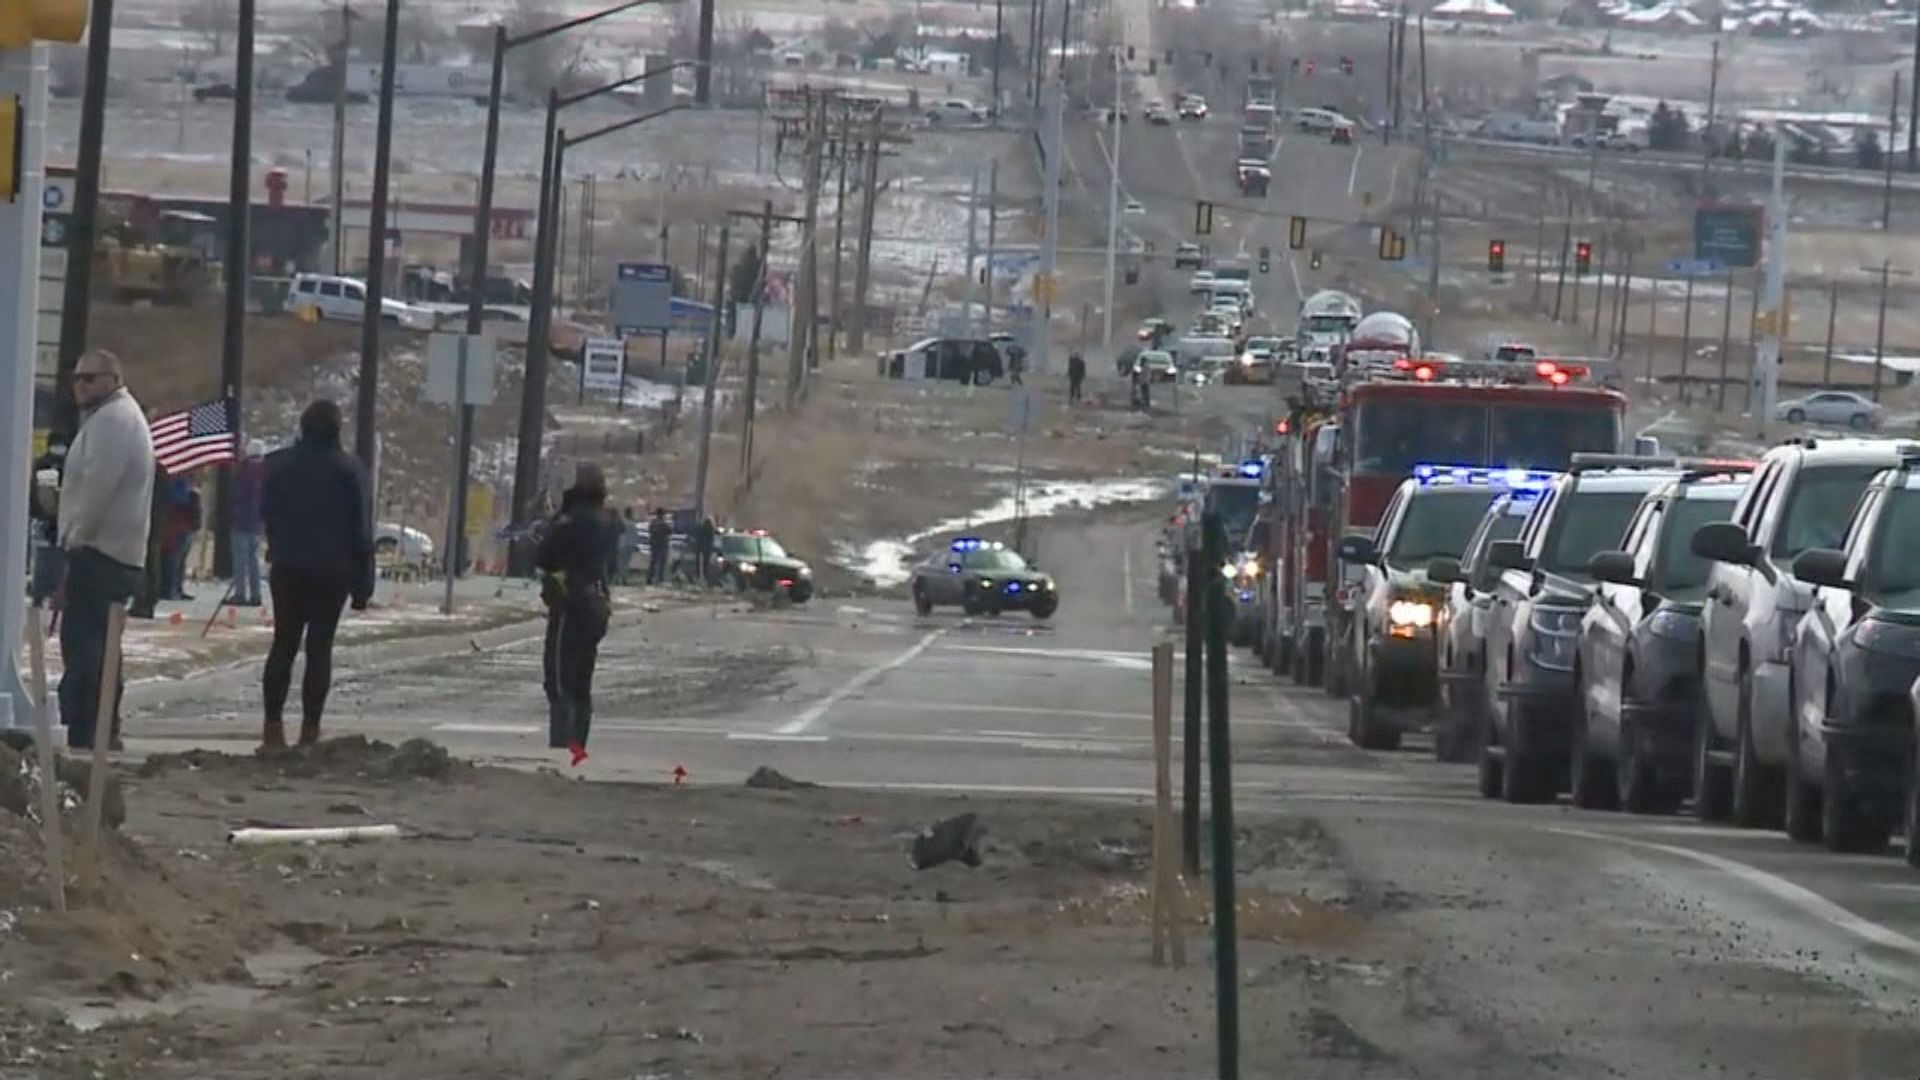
[{"left": 1775, "top": 390, "right": 1885, "bottom": 431}]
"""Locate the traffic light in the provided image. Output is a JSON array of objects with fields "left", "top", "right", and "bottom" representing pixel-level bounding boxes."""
[
  {"left": 1125, "top": 265, "right": 1139, "bottom": 285},
  {"left": 1378, "top": 227, "right": 1406, "bottom": 261},
  {"left": 0, "top": 0, "right": 87, "bottom": 47},
  {"left": 1310, "top": 250, "right": 1323, "bottom": 270},
  {"left": 1574, "top": 241, "right": 1593, "bottom": 275},
  {"left": 1126, "top": 45, "right": 1136, "bottom": 61},
  {"left": 1259, "top": 259, "right": 1271, "bottom": 274},
  {"left": 1290, "top": 57, "right": 1301, "bottom": 72},
  {"left": 1249, "top": 55, "right": 1259, "bottom": 73},
  {"left": 1304, "top": 59, "right": 1315, "bottom": 76},
  {"left": 1147, "top": 58, "right": 1157, "bottom": 75},
  {"left": 1289, "top": 216, "right": 1307, "bottom": 250},
  {"left": 1340, "top": 55, "right": 1355, "bottom": 76},
  {"left": 1194, "top": 199, "right": 1213, "bottom": 235},
  {"left": 1488, "top": 239, "right": 1506, "bottom": 273},
  {"left": 1165, "top": 49, "right": 1175, "bottom": 64}
]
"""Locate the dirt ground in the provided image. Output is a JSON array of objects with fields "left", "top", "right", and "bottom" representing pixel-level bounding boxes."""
[{"left": 0, "top": 738, "right": 1447, "bottom": 1080}]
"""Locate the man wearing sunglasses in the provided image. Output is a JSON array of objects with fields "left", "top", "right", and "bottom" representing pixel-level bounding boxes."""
[{"left": 55, "top": 350, "right": 155, "bottom": 750}]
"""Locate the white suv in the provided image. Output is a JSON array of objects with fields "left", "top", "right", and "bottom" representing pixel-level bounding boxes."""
[
  {"left": 1690, "top": 437, "right": 1916, "bottom": 827},
  {"left": 289, "top": 272, "right": 435, "bottom": 331}
]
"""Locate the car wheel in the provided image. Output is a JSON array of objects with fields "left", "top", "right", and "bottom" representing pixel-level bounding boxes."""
[
  {"left": 728, "top": 571, "right": 749, "bottom": 594},
  {"left": 1902, "top": 739, "right": 1920, "bottom": 869},
  {"left": 912, "top": 581, "right": 934, "bottom": 616},
  {"left": 1731, "top": 669, "right": 1784, "bottom": 829},
  {"left": 1348, "top": 679, "right": 1401, "bottom": 752},
  {"left": 375, "top": 537, "right": 399, "bottom": 558},
  {"left": 1849, "top": 411, "right": 1870, "bottom": 430},
  {"left": 1692, "top": 693, "right": 1733, "bottom": 821},
  {"left": 1786, "top": 408, "right": 1806, "bottom": 423},
  {"left": 1030, "top": 594, "right": 1058, "bottom": 619},
  {"left": 1501, "top": 704, "right": 1557, "bottom": 805},
  {"left": 1476, "top": 709, "right": 1505, "bottom": 799},
  {"left": 961, "top": 585, "right": 984, "bottom": 616},
  {"left": 1616, "top": 718, "right": 1679, "bottom": 815},
  {"left": 789, "top": 581, "right": 813, "bottom": 604},
  {"left": 1568, "top": 682, "right": 1618, "bottom": 810},
  {"left": 1821, "top": 746, "right": 1891, "bottom": 853},
  {"left": 1301, "top": 627, "right": 1325, "bottom": 687},
  {"left": 1783, "top": 713, "right": 1822, "bottom": 844}
]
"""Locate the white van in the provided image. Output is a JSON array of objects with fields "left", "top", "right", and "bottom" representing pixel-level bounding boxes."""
[
  {"left": 1293, "top": 107, "right": 1342, "bottom": 133},
  {"left": 289, "top": 273, "right": 436, "bottom": 330},
  {"left": 1207, "top": 279, "right": 1253, "bottom": 313}
]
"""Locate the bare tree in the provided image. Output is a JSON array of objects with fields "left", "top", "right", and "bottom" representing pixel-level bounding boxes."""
[
  {"left": 502, "top": 0, "right": 588, "bottom": 102},
  {"left": 182, "top": 0, "right": 232, "bottom": 59}
]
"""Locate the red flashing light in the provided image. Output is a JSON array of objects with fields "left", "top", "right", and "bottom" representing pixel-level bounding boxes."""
[
  {"left": 1548, "top": 369, "right": 1570, "bottom": 386},
  {"left": 1413, "top": 364, "right": 1436, "bottom": 382},
  {"left": 1393, "top": 357, "right": 1412, "bottom": 371},
  {"left": 1276, "top": 418, "right": 1292, "bottom": 434},
  {"left": 1535, "top": 360, "right": 1556, "bottom": 378}
]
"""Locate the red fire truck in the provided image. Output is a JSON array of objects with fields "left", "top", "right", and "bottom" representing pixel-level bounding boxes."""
[{"left": 1255, "top": 366, "right": 1632, "bottom": 691}]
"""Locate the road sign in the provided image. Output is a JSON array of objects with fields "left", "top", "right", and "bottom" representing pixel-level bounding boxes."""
[
  {"left": 611, "top": 261, "right": 673, "bottom": 335},
  {"left": 424, "top": 332, "right": 496, "bottom": 405},
  {"left": 580, "top": 338, "right": 625, "bottom": 396},
  {"left": 1031, "top": 272, "right": 1057, "bottom": 303},
  {"left": 1694, "top": 205, "right": 1762, "bottom": 269},
  {"left": 1665, "top": 256, "right": 1725, "bottom": 276}
]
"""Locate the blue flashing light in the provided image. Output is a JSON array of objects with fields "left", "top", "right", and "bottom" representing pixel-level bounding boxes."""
[
  {"left": 1006, "top": 582, "right": 1023, "bottom": 593},
  {"left": 950, "top": 537, "right": 985, "bottom": 552},
  {"left": 1237, "top": 459, "right": 1266, "bottom": 479},
  {"left": 1413, "top": 463, "right": 1557, "bottom": 492},
  {"left": 1238, "top": 589, "right": 1255, "bottom": 602}
]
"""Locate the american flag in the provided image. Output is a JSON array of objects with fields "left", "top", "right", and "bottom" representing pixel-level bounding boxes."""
[{"left": 150, "top": 398, "right": 237, "bottom": 474}]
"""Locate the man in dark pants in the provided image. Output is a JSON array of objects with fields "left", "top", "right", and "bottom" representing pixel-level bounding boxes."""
[
  {"left": 260, "top": 401, "right": 374, "bottom": 750},
  {"left": 691, "top": 516, "right": 717, "bottom": 585},
  {"left": 645, "top": 507, "right": 673, "bottom": 584},
  {"left": 538, "top": 464, "right": 620, "bottom": 765},
  {"left": 1066, "top": 351, "right": 1086, "bottom": 403},
  {"left": 129, "top": 460, "right": 168, "bottom": 619},
  {"left": 56, "top": 350, "right": 155, "bottom": 750}
]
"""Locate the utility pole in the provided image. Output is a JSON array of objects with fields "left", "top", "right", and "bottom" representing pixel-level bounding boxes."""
[
  {"left": 992, "top": 0, "right": 1005, "bottom": 116},
  {"left": 1531, "top": 207, "right": 1545, "bottom": 308},
  {"left": 739, "top": 200, "right": 778, "bottom": 479},
  {"left": 330, "top": 1, "right": 350, "bottom": 274},
  {"left": 964, "top": 167, "right": 982, "bottom": 338},
  {"left": 355, "top": 0, "right": 401, "bottom": 472},
  {"left": 985, "top": 160, "right": 999, "bottom": 333},
  {"left": 1714, "top": 272, "right": 1733, "bottom": 410},
  {"left": 1868, "top": 261, "right": 1898, "bottom": 402},
  {"left": 1909, "top": 10, "right": 1920, "bottom": 172},
  {"left": 54, "top": 0, "right": 117, "bottom": 438},
  {"left": 848, "top": 108, "right": 884, "bottom": 354},
  {"left": 213, "top": 0, "right": 258, "bottom": 577},
  {"left": 1753, "top": 130, "right": 1787, "bottom": 434},
  {"left": 828, "top": 111, "right": 852, "bottom": 361},
  {"left": 692, "top": 226, "right": 730, "bottom": 524},
  {"left": 1383, "top": 16, "right": 1395, "bottom": 144},
  {"left": 1885, "top": 72, "right": 1900, "bottom": 232},
  {"left": 1101, "top": 49, "right": 1121, "bottom": 353},
  {"left": 1701, "top": 39, "right": 1720, "bottom": 189},
  {"left": 1552, "top": 193, "right": 1573, "bottom": 321},
  {"left": 1822, "top": 281, "right": 1838, "bottom": 389},
  {"left": 788, "top": 94, "right": 826, "bottom": 405},
  {"left": 1037, "top": 77, "right": 1063, "bottom": 377}
]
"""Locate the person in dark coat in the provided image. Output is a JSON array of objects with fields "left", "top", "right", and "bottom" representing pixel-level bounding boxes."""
[
  {"left": 537, "top": 463, "right": 620, "bottom": 765},
  {"left": 645, "top": 506, "right": 673, "bottom": 584},
  {"left": 128, "top": 460, "right": 168, "bottom": 619},
  {"left": 691, "top": 515, "right": 717, "bottom": 585},
  {"left": 28, "top": 436, "right": 68, "bottom": 606},
  {"left": 1066, "top": 351, "right": 1087, "bottom": 404},
  {"left": 259, "top": 400, "right": 374, "bottom": 750}
]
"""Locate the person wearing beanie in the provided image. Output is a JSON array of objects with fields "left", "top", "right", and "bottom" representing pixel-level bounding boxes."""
[{"left": 536, "top": 462, "right": 621, "bottom": 765}]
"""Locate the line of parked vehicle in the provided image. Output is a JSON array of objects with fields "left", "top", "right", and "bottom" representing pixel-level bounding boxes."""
[{"left": 1317, "top": 437, "right": 1920, "bottom": 868}]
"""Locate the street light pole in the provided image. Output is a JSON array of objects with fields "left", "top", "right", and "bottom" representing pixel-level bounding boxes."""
[
  {"left": 354, "top": 0, "right": 401, "bottom": 475},
  {"left": 213, "top": 0, "right": 257, "bottom": 577},
  {"left": 53, "top": 0, "right": 116, "bottom": 438}
]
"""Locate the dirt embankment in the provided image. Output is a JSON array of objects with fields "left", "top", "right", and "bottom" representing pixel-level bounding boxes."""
[{"left": 0, "top": 737, "right": 1524, "bottom": 1079}]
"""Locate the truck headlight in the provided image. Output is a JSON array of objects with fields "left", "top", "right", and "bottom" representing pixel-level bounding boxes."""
[
  {"left": 1387, "top": 599, "right": 1434, "bottom": 629},
  {"left": 737, "top": 562, "right": 758, "bottom": 574},
  {"left": 1527, "top": 604, "right": 1583, "bottom": 670},
  {"left": 1646, "top": 608, "right": 1694, "bottom": 642}
]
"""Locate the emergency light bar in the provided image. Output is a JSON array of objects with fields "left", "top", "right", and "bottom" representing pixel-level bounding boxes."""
[
  {"left": 1237, "top": 459, "right": 1267, "bottom": 478},
  {"left": 1413, "top": 464, "right": 1558, "bottom": 492},
  {"left": 950, "top": 537, "right": 1004, "bottom": 552},
  {"left": 1567, "top": 453, "right": 1756, "bottom": 474}
]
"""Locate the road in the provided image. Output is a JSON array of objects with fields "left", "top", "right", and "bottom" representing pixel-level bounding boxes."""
[{"left": 122, "top": 500, "right": 1920, "bottom": 1076}]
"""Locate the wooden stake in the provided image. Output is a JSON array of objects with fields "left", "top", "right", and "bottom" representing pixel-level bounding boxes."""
[
  {"left": 1149, "top": 641, "right": 1183, "bottom": 967},
  {"left": 77, "top": 603, "right": 126, "bottom": 895},
  {"left": 24, "top": 607, "right": 66, "bottom": 914}
]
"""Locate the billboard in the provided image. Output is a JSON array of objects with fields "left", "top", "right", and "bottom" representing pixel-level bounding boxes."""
[{"left": 1693, "top": 204, "right": 1763, "bottom": 269}]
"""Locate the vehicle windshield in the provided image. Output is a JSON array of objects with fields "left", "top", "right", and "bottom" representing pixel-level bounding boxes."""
[
  {"left": 1355, "top": 402, "right": 1487, "bottom": 473},
  {"left": 1488, "top": 404, "right": 1621, "bottom": 470},
  {"left": 1655, "top": 495, "right": 1738, "bottom": 596},
  {"left": 721, "top": 535, "right": 789, "bottom": 560},
  {"left": 1304, "top": 314, "right": 1354, "bottom": 334},
  {"left": 1389, "top": 490, "right": 1497, "bottom": 567},
  {"left": 964, "top": 549, "right": 1028, "bottom": 571},
  {"left": 1542, "top": 491, "right": 1649, "bottom": 577},
  {"left": 1866, "top": 488, "right": 1920, "bottom": 603},
  {"left": 1206, "top": 483, "right": 1262, "bottom": 541},
  {"left": 1773, "top": 465, "right": 1883, "bottom": 559}
]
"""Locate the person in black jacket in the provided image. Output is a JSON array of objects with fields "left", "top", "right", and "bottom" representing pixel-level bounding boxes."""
[
  {"left": 537, "top": 463, "right": 620, "bottom": 765},
  {"left": 259, "top": 400, "right": 374, "bottom": 750}
]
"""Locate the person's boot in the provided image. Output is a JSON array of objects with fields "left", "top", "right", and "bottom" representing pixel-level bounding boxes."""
[
  {"left": 260, "top": 719, "right": 287, "bottom": 752},
  {"left": 567, "top": 701, "right": 591, "bottom": 766},
  {"left": 297, "top": 719, "right": 321, "bottom": 747}
]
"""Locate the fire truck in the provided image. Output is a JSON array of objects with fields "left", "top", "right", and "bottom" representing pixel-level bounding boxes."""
[{"left": 1255, "top": 363, "right": 1632, "bottom": 691}]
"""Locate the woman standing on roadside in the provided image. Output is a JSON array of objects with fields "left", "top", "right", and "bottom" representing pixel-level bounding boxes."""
[{"left": 538, "top": 463, "right": 621, "bottom": 766}]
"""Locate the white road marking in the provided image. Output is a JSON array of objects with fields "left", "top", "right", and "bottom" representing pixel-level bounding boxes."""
[
  {"left": 849, "top": 700, "right": 1143, "bottom": 721},
  {"left": 1385, "top": 158, "right": 1401, "bottom": 205},
  {"left": 1347, "top": 145, "right": 1365, "bottom": 197},
  {"left": 943, "top": 644, "right": 1154, "bottom": 669},
  {"left": 726, "top": 732, "right": 830, "bottom": 743},
  {"left": 1123, "top": 546, "right": 1135, "bottom": 611},
  {"left": 434, "top": 722, "right": 539, "bottom": 734},
  {"left": 1549, "top": 826, "right": 1920, "bottom": 961},
  {"left": 776, "top": 629, "right": 945, "bottom": 734}
]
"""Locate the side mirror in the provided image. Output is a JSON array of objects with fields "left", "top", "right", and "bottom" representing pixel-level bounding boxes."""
[
  {"left": 1633, "top": 434, "right": 1662, "bottom": 457},
  {"left": 1426, "top": 556, "right": 1463, "bottom": 584},
  {"left": 1691, "top": 521, "right": 1757, "bottom": 566},
  {"left": 1336, "top": 535, "right": 1377, "bottom": 564},
  {"left": 1587, "top": 550, "right": 1639, "bottom": 586},
  {"left": 1790, "top": 547, "right": 1849, "bottom": 590},
  {"left": 1486, "top": 540, "right": 1531, "bottom": 572}
]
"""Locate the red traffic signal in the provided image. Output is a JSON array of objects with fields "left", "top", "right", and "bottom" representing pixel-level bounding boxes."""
[
  {"left": 1339, "top": 55, "right": 1354, "bottom": 75},
  {"left": 1488, "top": 239, "right": 1506, "bottom": 273},
  {"left": 1574, "top": 241, "right": 1593, "bottom": 274}
]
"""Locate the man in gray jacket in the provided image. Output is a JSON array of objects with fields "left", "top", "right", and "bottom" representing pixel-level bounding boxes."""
[{"left": 57, "top": 350, "right": 155, "bottom": 750}]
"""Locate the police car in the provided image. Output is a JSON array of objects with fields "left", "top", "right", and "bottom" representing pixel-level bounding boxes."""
[
  {"left": 910, "top": 538, "right": 1059, "bottom": 618},
  {"left": 1336, "top": 464, "right": 1528, "bottom": 751},
  {"left": 712, "top": 529, "right": 815, "bottom": 603}
]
